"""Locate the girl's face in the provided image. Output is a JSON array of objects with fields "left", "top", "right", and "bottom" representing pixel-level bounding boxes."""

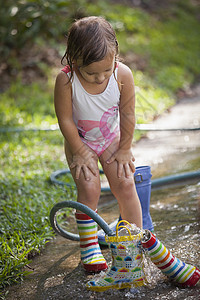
[{"left": 77, "top": 54, "right": 115, "bottom": 85}]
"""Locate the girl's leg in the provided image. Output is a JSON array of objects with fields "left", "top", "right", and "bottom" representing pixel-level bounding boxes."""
[
  {"left": 99, "top": 138, "right": 143, "bottom": 228},
  {"left": 64, "top": 140, "right": 101, "bottom": 210},
  {"left": 64, "top": 141, "right": 107, "bottom": 272}
]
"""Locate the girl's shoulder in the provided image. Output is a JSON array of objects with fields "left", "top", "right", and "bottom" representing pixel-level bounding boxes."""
[
  {"left": 55, "top": 67, "right": 72, "bottom": 94},
  {"left": 56, "top": 64, "right": 72, "bottom": 83},
  {"left": 117, "top": 62, "right": 134, "bottom": 85}
]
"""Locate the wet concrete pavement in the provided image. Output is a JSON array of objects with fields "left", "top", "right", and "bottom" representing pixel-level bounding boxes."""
[
  {"left": 133, "top": 94, "right": 200, "bottom": 174},
  {"left": 4, "top": 91, "right": 200, "bottom": 300}
]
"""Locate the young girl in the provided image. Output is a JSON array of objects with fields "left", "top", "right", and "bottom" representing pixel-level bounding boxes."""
[{"left": 54, "top": 16, "right": 142, "bottom": 273}]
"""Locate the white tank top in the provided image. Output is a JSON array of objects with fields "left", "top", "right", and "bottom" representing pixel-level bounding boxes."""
[{"left": 62, "top": 65, "right": 120, "bottom": 156}]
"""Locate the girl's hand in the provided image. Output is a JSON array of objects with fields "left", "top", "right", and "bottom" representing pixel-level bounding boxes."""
[
  {"left": 106, "top": 148, "right": 135, "bottom": 178},
  {"left": 70, "top": 147, "right": 99, "bottom": 181}
]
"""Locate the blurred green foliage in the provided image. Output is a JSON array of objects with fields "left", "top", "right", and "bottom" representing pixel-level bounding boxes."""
[
  {"left": 0, "top": 0, "right": 87, "bottom": 59},
  {"left": 1, "top": 0, "right": 199, "bottom": 95},
  {"left": 91, "top": 2, "right": 200, "bottom": 93}
]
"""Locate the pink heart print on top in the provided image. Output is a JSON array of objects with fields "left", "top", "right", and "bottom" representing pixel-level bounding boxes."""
[{"left": 77, "top": 106, "right": 119, "bottom": 156}]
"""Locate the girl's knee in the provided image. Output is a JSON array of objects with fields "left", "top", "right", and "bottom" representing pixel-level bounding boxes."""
[
  {"left": 78, "top": 180, "right": 101, "bottom": 201},
  {"left": 111, "top": 178, "right": 135, "bottom": 197},
  {"left": 119, "top": 179, "right": 135, "bottom": 194}
]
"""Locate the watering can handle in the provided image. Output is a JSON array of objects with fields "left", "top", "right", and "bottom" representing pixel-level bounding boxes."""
[
  {"left": 116, "top": 220, "right": 132, "bottom": 237},
  {"left": 50, "top": 200, "right": 115, "bottom": 240}
]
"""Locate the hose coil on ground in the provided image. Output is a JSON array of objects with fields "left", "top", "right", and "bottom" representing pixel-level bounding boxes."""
[{"left": 49, "top": 169, "right": 200, "bottom": 242}]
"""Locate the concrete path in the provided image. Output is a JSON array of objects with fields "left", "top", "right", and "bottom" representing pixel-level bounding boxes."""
[{"left": 134, "top": 95, "right": 200, "bottom": 172}]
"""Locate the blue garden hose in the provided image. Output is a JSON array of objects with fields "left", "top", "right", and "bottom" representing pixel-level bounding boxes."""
[
  {"left": 50, "top": 200, "right": 114, "bottom": 240},
  {"left": 49, "top": 169, "right": 200, "bottom": 242},
  {"left": 50, "top": 168, "right": 200, "bottom": 192},
  {"left": 1, "top": 125, "right": 200, "bottom": 133},
  {"left": 150, "top": 170, "right": 200, "bottom": 189}
]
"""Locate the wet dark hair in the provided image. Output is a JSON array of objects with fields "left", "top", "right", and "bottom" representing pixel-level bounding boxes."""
[{"left": 61, "top": 16, "right": 119, "bottom": 77}]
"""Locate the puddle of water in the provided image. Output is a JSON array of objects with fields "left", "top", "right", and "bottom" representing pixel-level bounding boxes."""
[{"left": 150, "top": 147, "right": 200, "bottom": 179}]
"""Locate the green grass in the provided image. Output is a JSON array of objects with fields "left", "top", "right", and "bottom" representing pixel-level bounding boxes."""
[
  {"left": 0, "top": 0, "right": 200, "bottom": 294},
  {"left": 0, "top": 130, "right": 76, "bottom": 291},
  {"left": 0, "top": 77, "right": 55, "bottom": 128}
]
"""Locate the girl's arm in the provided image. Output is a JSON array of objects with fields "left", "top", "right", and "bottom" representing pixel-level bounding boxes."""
[
  {"left": 107, "top": 63, "right": 136, "bottom": 178},
  {"left": 54, "top": 71, "right": 98, "bottom": 180}
]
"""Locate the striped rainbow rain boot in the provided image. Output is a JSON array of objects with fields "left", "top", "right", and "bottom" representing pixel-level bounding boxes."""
[
  {"left": 86, "top": 221, "right": 146, "bottom": 292},
  {"left": 142, "top": 230, "right": 200, "bottom": 287},
  {"left": 75, "top": 211, "right": 108, "bottom": 273}
]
